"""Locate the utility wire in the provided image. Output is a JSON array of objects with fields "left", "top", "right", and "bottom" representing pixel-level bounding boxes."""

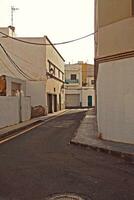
[
  {"left": 0, "top": 56, "right": 17, "bottom": 77},
  {"left": 0, "top": 44, "right": 36, "bottom": 80},
  {"left": 0, "top": 31, "right": 95, "bottom": 46}
]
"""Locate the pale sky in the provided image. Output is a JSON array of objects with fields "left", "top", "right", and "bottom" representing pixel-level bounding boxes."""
[{"left": 0, "top": 0, "right": 94, "bottom": 64}]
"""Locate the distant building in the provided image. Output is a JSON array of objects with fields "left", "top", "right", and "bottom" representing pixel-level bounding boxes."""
[
  {"left": 65, "top": 62, "right": 95, "bottom": 108},
  {"left": 95, "top": 0, "right": 134, "bottom": 144}
]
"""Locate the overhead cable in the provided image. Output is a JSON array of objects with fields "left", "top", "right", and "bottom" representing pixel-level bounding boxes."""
[
  {"left": 0, "top": 31, "right": 95, "bottom": 46},
  {"left": 0, "top": 44, "right": 35, "bottom": 80}
]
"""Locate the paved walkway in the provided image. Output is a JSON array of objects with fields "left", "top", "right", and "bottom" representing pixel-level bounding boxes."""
[{"left": 71, "top": 108, "right": 134, "bottom": 162}]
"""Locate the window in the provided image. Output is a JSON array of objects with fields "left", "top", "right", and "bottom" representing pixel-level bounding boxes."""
[
  {"left": 62, "top": 73, "right": 64, "bottom": 81},
  {"left": 71, "top": 74, "right": 76, "bottom": 80},
  {"left": 91, "top": 80, "right": 95, "bottom": 85},
  {"left": 48, "top": 60, "right": 55, "bottom": 75},
  {"left": 58, "top": 70, "right": 60, "bottom": 78}
]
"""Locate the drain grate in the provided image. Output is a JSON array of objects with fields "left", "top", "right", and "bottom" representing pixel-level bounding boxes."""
[{"left": 47, "top": 194, "right": 85, "bottom": 200}]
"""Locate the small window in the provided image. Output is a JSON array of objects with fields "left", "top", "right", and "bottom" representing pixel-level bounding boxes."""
[
  {"left": 58, "top": 70, "right": 60, "bottom": 78},
  {"left": 91, "top": 80, "right": 94, "bottom": 85},
  {"left": 62, "top": 73, "right": 64, "bottom": 81},
  {"left": 71, "top": 74, "right": 76, "bottom": 80}
]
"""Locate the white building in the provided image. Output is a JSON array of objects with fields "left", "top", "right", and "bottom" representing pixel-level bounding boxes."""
[
  {"left": 0, "top": 26, "right": 65, "bottom": 128},
  {"left": 65, "top": 62, "right": 95, "bottom": 108},
  {"left": 95, "top": 0, "right": 134, "bottom": 144}
]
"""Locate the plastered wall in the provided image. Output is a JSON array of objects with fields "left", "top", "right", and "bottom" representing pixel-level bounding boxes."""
[{"left": 97, "top": 57, "right": 134, "bottom": 144}]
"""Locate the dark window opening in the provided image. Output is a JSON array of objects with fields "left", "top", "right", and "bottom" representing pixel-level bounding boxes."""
[
  {"left": 91, "top": 80, "right": 95, "bottom": 85},
  {"left": 71, "top": 74, "right": 76, "bottom": 80}
]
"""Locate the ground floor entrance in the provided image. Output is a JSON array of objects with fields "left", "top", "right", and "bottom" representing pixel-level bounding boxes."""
[
  {"left": 47, "top": 93, "right": 57, "bottom": 113},
  {"left": 88, "top": 95, "right": 92, "bottom": 107},
  {"left": 65, "top": 94, "right": 80, "bottom": 108}
]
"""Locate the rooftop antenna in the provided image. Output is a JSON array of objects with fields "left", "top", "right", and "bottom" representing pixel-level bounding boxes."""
[{"left": 11, "top": 6, "right": 19, "bottom": 27}]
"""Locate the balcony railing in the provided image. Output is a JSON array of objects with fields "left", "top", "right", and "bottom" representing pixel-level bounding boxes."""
[{"left": 65, "top": 79, "right": 79, "bottom": 84}]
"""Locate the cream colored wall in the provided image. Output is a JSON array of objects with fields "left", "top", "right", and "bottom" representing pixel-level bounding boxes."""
[
  {"left": 45, "top": 38, "right": 64, "bottom": 73},
  {"left": 86, "top": 77, "right": 94, "bottom": 88},
  {"left": 0, "top": 96, "right": 31, "bottom": 128},
  {"left": 21, "top": 96, "right": 31, "bottom": 122},
  {"left": 82, "top": 88, "right": 95, "bottom": 107},
  {"left": 26, "top": 81, "right": 46, "bottom": 108},
  {"left": 96, "top": 17, "right": 134, "bottom": 57},
  {"left": 0, "top": 36, "right": 47, "bottom": 109},
  {"left": 0, "top": 96, "right": 19, "bottom": 128},
  {"left": 65, "top": 88, "right": 95, "bottom": 107},
  {"left": 96, "top": 0, "right": 131, "bottom": 28},
  {"left": 0, "top": 37, "right": 46, "bottom": 80},
  {"left": 45, "top": 38, "right": 65, "bottom": 111},
  {"left": 97, "top": 57, "right": 134, "bottom": 144},
  {"left": 65, "top": 89, "right": 81, "bottom": 95},
  {"left": 65, "top": 64, "right": 82, "bottom": 87},
  {"left": 46, "top": 78, "right": 65, "bottom": 111}
]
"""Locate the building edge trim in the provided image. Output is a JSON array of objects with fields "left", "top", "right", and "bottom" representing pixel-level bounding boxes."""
[
  {"left": 94, "top": 50, "right": 134, "bottom": 114},
  {"left": 95, "top": 49, "right": 134, "bottom": 64}
]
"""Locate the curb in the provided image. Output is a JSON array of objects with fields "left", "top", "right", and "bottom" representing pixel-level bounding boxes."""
[
  {"left": 0, "top": 120, "right": 43, "bottom": 142},
  {"left": 0, "top": 109, "right": 69, "bottom": 142},
  {"left": 70, "top": 140, "right": 134, "bottom": 164}
]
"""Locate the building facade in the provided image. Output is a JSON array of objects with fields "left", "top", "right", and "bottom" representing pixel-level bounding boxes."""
[
  {"left": 65, "top": 62, "right": 95, "bottom": 108},
  {"left": 0, "top": 26, "right": 65, "bottom": 123},
  {"left": 95, "top": 0, "right": 134, "bottom": 144}
]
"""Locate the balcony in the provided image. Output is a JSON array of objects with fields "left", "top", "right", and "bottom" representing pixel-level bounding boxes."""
[{"left": 65, "top": 79, "right": 79, "bottom": 84}]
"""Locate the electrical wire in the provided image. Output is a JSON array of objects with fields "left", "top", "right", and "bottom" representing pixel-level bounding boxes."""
[
  {"left": 0, "top": 44, "right": 36, "bottom": 80},
  {"left": 0, "top": 56, "right": 17, "bottom": 77},
  {"left": 0, "top": 31, "right": 95, "bottom": 46}
]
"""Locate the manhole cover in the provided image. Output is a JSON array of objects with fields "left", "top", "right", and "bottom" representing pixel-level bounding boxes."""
[{"left": 47, "top": 194, "right": 85, "bottom": 200}]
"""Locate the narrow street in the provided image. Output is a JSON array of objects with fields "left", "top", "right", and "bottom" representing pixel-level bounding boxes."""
[{"left": 0, "top": 109, "right": 133, "bottom": 200}]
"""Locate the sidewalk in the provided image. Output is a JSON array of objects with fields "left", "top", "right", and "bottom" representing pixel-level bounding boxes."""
[
  {"left": 71, "top": 108, "right": 134, "bottom": 162},
  {"left": 0, "top": 109, "right": 68, "bottom": 141}
]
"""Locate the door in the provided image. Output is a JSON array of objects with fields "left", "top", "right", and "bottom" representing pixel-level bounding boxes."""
[
  {"left": 65, "top": 94, "right": 80, "bottom": 108},
  {"left": 59, "top": 94, "right": 61, "bottom": 110},
  {"left": 88, "top": 96, "right": 92, "bottom": 107},
  {"left": 47, "top": 94, "right": 52, "bottom": 113},
  {"left": 54, "top": 95, "right": 57, "bottom": 112}
]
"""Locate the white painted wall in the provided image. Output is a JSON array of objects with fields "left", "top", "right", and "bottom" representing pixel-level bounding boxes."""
[
  {"left": 0, "top": 96, "right": 19, "bottom": 128},
  {"left": 65, "top": 64, "right": 82, "bottom": 87},
  {"left": 21, "top": 96, "right": 31, "bottom": 122},
  {"left": 45, "top": 37, "right": 65, "bottom": 112},
  {"left": 97, "top": 57, "right": 134, "bottom": 144},
  {"left": 82, "top": 88, "right": 95, "bottom": 107},
  {"left": 0, "top": 96, "right": 31, "bottom": 128},
  {"left": 65, "top": 88, "right": 95, "bottom": 107},
  {"left": 26, "top": 81, "right": 46, "bottom": 108},
  {"left": 0, "top": 37, "right": 46, "bottom": 81}
]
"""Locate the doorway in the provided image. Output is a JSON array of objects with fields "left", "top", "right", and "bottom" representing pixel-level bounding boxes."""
[
  {"left": 47, "top": 94, "right": 52, "bottom": 113},
  {"left": 54, "top": 95, "right": 57, "bottom": 112},
  {"left": 88, "top": 96, "right": 92, "bottom": 107}
]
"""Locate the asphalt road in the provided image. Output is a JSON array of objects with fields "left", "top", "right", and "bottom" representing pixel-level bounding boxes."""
[{"left": 0, "top": 109, "right": 134, "bottom": 200}]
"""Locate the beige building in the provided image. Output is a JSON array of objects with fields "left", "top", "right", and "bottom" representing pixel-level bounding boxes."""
[
  {"left": 65, "top": 62, "right": 95, "bottom": 108},
  {"left": 95, "top": 0, "right": 134, "bottom": 144},
  {"left": 0, "top": 26, "right": 65, "bottom": 125}
]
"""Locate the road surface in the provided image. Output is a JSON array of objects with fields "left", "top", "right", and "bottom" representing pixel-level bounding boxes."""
[{"left": 0, "top": 109, "right": 133, "bottom": 200}]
